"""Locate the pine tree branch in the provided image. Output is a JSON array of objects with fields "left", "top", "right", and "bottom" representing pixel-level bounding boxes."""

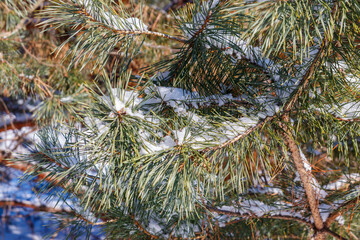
[
  {"left": 0, "top": 154, "right": 68, "bottom": 185},
  {"left": 0, "top": 200, "right": 72, "bottom": 214},
  {"left": 35, "top": 152, "right": 70, "bottom": 170},
  {"left": 282, "top": 0, "right": 339, "bottom": 113},
  {"left": 205, "top": 0, "right": 340, "bottom": 152},
  {"left": 190, "top": 10, "right": 213, "bottom": 41},
  {"left": 206, "top": 205, "right": 349, "bottom": 240},
  {"left": 75, "top": 215, "right": 116, "bottom": 226},
  {"left": 334, "top": 117, "right": 360, "bottom": 122},
  {"left": 325, "top": 198, "right": 359, "bottom": 227},
  {"left": 2, "top": 153, "right": 160, "bottom": 239},
  {"left": 205, "top": 115, "right": 274, "bottom": 152},
  {"left": 185, "top": 0, "right": 227, "bottom": 41},
  {"left": 280, "top": 115, "right": 324, "bottom": 233},
  {"left": 314, "top": 229, "right": 349, "bottom": 240},
  {"left": 206, "top": 205, "right": 313, "bottom": 227},
  {"left": 0, "top": 118, "right": 35, "bottom": 133},
  {"left": 130, "top": 215, "right": 160, "bottom": 239},
  {"left": 0, "top": 0, "right": 45, "bottom": 39},
  {"left": 346, "top": 230, "right": 359, "bottom": 240},
  {"left": 278, "top": 3, "right": 340, "bottom": 236},
  {"left": 307, "top": 110, "right": 360, "bottom": 122},
  {"left": 77, "top": 5, "right": 186, "bottom": 44}
]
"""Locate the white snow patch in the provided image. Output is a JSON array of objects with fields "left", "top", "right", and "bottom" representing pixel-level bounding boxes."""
[
  {"left": 299, "top": 149, "right": 312, "bottom": 172},
  {"left": 335, "top": 215, "right": 345, "bottom": 225},
  {"left": 323, "top": 173, "right": 360, "bottom": 190},
  {"left": 77, "top": 0, "right": 148, "bottom": 31}
]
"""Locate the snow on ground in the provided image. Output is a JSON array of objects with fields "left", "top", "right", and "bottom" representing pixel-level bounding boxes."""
[
  {"left": 1, "top": 208, "right": 60, "bottom": 240},
  {"left": 0, "top": 166, "right": 104, "bottom": 239}
]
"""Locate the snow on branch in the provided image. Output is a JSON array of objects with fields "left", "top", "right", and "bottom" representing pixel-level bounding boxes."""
[
  {"left": 207, "top": 203, "right": 349, "bottom": 240},
  {"left": 75, "top": 0, "right": 186, "bottom": 43},
  {"left": 206, "top": 203, "right": 311, "bottom": 227},
  {"left": 100, "top": 85, "right": 264, "bottom": 153},
  {"left": 182, "top": 0, "right": 221, "bottom": 39},
  {"left": 323, "top": 173, "right": 360, "bottom": 191},
  {"left": 77, "top": 0, "right": 148, "bottom": 31}
]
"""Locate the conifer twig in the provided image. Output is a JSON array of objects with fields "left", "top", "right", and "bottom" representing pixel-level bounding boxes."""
[
  {"left": 206, "top": 0, "right": 340, "bottom": 153},
  {"left": 325, "top": 198, "right": 359, "bottom": 227},
  {"left": 205, "top": 115, "right": 274, "bottom": 152},
  {"left": 206, "top": 204, "right": 313, "bottom": 227},
  {"left": 0, "top": 0, "right": 45, "bottom": 39},
  {"left": 77, "top": 6, "right": 187, "bottom": 44},
  {"left": 0, "top": 200, "right": 73, "bottom": 213},
  {"left": 206, "top": 205, "right": 349, "bottom": 240}
]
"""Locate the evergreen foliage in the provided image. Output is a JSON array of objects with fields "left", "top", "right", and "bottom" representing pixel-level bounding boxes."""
[{"left": 1, "top": 0, "right": 360, "bottom": 239}]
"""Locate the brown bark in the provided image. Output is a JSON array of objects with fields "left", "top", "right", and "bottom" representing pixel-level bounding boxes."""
[
  {"left": 0, "top": 200, "right": 72, "bottom": 214},
  {"left": 280, "top": 115, "right": 324, "bottom": 239},
  {"left": 0, "top": 119, "right": 35, "bottom": 133},
  {"left": 0, "top": 155, "right": 65, "bottom": 185}
]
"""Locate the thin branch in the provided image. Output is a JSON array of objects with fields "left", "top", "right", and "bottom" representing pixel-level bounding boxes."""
[
  {"left": 34, "top": 151, "right": 70, "bottom": 170},
  {"left": 0, "top": 200, "right": 72, "bottom": 214},
  {"left": 191, "top": 10, "right": 213, "bottom": 40},
  {"left": 0, "top": 119, "right": 35, "bottom": 133},
  {"left": 206, "top": 205, "right": 313, "bottom": 228},
  {"left": 325, "top": 198, "right": 359, "bottom": 227},
  {"left": 130, "top": 215, "right": 160, "bottom": 239},
  {"left": 0, "top": 155, "right": 67, "bottom": 185},
  {"left": 282, "top": 0, "right": 339, "bottom": 112},
  {"left": 77, "top": 6, "right": 186, "bottom": 44},
  {"left": 207, "top": 205, "right": 348, "bottom": 240},
  {"left": 334, "top": 117, "right": 360, "bottom": 122},
  {"left": 20, "top": 42, "right": 58, "bottom": 68},
  {"left": 205, "top": 0, "right": 340, "bottom": 152},
  {"left": 75, "top": 214, "right": 116, "bottom": 226},
  {"left": 205, "top": 115, "right": 274, "bottom": 152},
  {"left": 322, "top": 228, "right": 349, "bottom": 240},
  {"left": 346, "top": 229, "right": 359, "bottom": 240}
]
